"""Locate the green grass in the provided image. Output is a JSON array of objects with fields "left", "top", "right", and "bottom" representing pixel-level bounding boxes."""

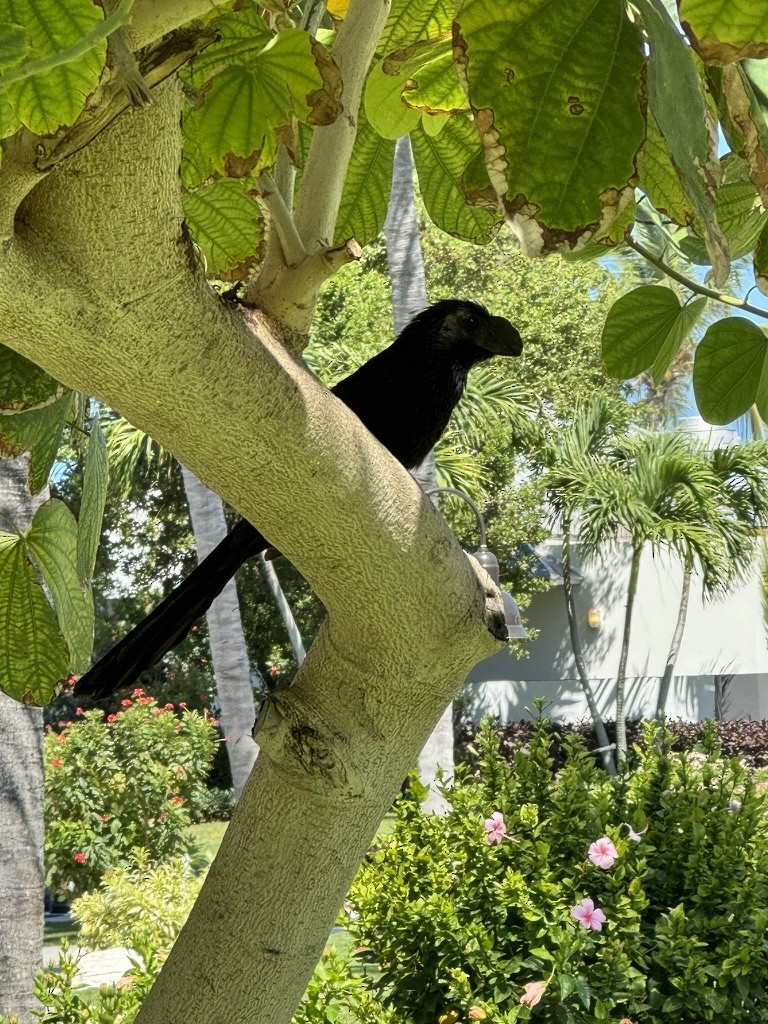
[
  {"left": 44, "top": 915, "right": 80, "bottom": 946},
  {"left": 189, "top": 819, "right": 230, "bottom": 863}
]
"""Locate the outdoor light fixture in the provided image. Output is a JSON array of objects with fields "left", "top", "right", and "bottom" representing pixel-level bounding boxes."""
[
  {"left": 425, "top": 486, "right": 528, "bottom": 641},
  {"left": 587, "top": 608, "right": 602, "bottom": 631}
]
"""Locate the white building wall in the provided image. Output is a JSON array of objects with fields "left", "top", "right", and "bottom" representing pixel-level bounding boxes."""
[{"left": 466, "top": 538, "right": 768, "bottom": 723}]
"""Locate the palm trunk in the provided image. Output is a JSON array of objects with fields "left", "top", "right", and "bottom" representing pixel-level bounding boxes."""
[
  {"left": 616, "top": 543, "right": 642, "bottom": 763},
  {"left": 384, "top": 135, "right": 450, "bottom": 811},
  {"left": 562, "top": 520, "right": 615, "bottom": 774},
  {"left": 0, "top": 456, "right": 45, "bottom": 1022},
  {"left": 259, "top": 554, "right": 306, "bottom": 665},
  {"left": 180, "top": 467, "right": 259, "bottom": 799},
  {"left": 655, "top": 564, "right": 691, "bottom": 720}
]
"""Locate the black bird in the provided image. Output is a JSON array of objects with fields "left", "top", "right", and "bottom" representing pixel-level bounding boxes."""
[{"left": 75, "top": 300, "right": 522, "bottom": 698}]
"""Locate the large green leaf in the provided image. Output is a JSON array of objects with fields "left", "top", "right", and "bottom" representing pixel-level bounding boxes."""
[
  {"left": 678, "top": 0, "right": 768, "bottom": 62},
  {"left": 399, "top": 40, "right": 467, "bottom": 116},
  {"left": 76, "top": 417, "right": 108, "bottom": 585},
  {"left": 634, "top": 0, "right": 727, "bottom": 281},
  {"left": 693, "top": 317, "right": 768, "bottom": 424},
  {"left": 411, "top": 117, "right": 501, "bottom": 244},
  {"left": 334, "top": 108, "right": 395, "bottom": 247},
  {"left": 0, "top": 21, "right": 27, "bottom": 67},
  {"left": 710, "top": 61, "right": 768, "bottom": 211},
  {"left": 0, "top": 344, "right": 63, "bottom": 413},
  {"left": 454, "top": 0, "right": 645, "bottom": 254},
  {"left": 0, "top": 531, "right": 69, "bottom": 704},
  {"left": 602, "top": 285, "right": 706, "bottom": 382},
  {"left": 717, "top": 178, "right": 768, "bottom": 259},
  {"left": 185, "top": 28, "right": 341, "bottom": 177},
  {"left": 26, "top": 499, "right": 94, "bottom": 673},
  {"left": 0, "top": 390, "right": 74, "bottom": 494},
  {"left": 379, "top": 0, "right": 453, "bottom": 54},
  {"left": 183, "top": 178, "right": 265, "bottom": 280},
  {"left": 363, "top": 58, "right": 420, "bottom": 140},
  {"left": 0, "top": 0, "right": 106, "bottom": 134},
  {"left": 639, "top": 111, "right": 694, "bottom": 228}
]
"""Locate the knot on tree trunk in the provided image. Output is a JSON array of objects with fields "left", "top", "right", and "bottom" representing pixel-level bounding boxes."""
[{"left": 254, "top": 690, "right": 364, "bottom": 798}]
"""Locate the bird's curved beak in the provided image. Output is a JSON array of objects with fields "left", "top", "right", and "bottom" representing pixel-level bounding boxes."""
[{"left": 478, "top": 315, "right": 523, "bottom": 357}]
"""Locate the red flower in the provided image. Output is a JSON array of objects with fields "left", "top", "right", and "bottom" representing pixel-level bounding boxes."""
[
  {"left": 107, "top": 713, "right": 117, "bottom": 724},
  {"left": 73, "top": 852, "right": 86, "bottom": 864},
  {"left": 120, "top": 699, "right": 132, "bottom": 707},
  {"left": 138, "top": 696, "right": 153, "bottom": 705},
  {"left": 55, "top": 732, "right": 67, "bottom": 745},
  {"left": 132, "top": 688, "right": 145, "bottom": 697},
  {"left": 170, "top": 795, "right": 185, "bottom": 806},
  {"left": 75, "top": 707, "right": 83, "bottom": 716},
  {"left": 51, "top": 757, "right": 63, "bottom": 768},
  {"left": 164, "top": 703, "right": 175, "bottom": 710}
]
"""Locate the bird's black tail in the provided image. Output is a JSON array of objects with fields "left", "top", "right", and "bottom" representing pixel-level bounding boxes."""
[{"left": 74, "top": 518, "right": 267, "bottom": 699}]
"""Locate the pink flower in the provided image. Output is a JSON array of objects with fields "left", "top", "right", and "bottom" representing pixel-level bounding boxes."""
[
  {"left": 107, "top": 713, "right": 117, "bottom": 724},
  {"left": 120, "top": 698, "right": 132, "bottom": 707},
  {"left": 588, "top": 836, "right": 618, "bottom": 869},
  {"left": 73, "top": 852, "right": 86, "bottom": 865},
  {"left": 132, "top": 688, "right": 145, "bottom": 697},
  {"left": 519, "top": 981, "right": 547, "bottom": 1007},
  {"left": 571, "top": 898, "right": 606, "bottom": 931},
  {"left": 483, "top": 811, "right": 506, "bottom": 844},
  {"left": 75, "top": 707, "right": 83, "bottom": 716}
]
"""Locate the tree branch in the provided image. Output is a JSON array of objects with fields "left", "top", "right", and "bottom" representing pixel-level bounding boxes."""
[
  {"left": 246, "top": 0, "right": 390, "bottom": 335},
  {"left": 627, "top": 236, "right": 768, "bottom": 319}
]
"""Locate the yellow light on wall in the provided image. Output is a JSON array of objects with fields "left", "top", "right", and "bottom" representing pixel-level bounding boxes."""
[{"left": 587, "top": 608, "right": 602, "bottom": 630}]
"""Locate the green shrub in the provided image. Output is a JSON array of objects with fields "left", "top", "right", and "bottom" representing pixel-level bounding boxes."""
[
  {"left": 293, "top": 949, "right": 392, "bottom": 1024},
  {"left": 73, "top": 855, "right": 205, "bottom": 950},
  {"left": 45, "top": 691, "right": 218, "bottom": 897},
  {"left": 349, "top": 716, "right": 768, "bottom": 1023}
]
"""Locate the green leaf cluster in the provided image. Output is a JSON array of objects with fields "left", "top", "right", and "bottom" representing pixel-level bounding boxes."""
[{"left": 0, "top": 418, "right": 107, "bottom": 705}]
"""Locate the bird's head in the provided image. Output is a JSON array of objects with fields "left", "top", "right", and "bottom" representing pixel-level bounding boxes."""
[{"left": 410, "top": 299, "right": 523, "bottom": 366}]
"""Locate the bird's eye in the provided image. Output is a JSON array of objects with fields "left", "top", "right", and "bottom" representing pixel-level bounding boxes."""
[{"left": 466, "top": 315, "right": 477, "bottom": 327}]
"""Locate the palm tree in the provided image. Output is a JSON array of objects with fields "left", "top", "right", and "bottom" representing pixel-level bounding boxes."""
[
  {"left": 540, "top": 398, "right": 624, "bottom": 774},
  {"left": 656, "top": 439, "right": 768, "bottom": 718},
  {"left": 574, "top": 430, "right": 743, "bottom": 762}
]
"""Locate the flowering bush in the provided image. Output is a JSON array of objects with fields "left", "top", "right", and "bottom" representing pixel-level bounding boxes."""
[
  {"left": 44, "top": 691, "right": 218, "bottom": 897},
  {"left": 348, "top": 716, "right": 768, "bottom": 1023}
]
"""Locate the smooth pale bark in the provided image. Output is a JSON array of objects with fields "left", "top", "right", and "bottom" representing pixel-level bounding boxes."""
[
  {"left": 0, "top": 458, "right": 45, "bottom": 1021},
  {"left": 384, "top": 135, "right": 453, "bottom": 813},
  {"left": 259, "top": 554, "right": 307, "bottom": 665},
  {"left": 615, "top": 544, "right": 642, "bottom": 763},
  {"left": 180, "top": 466, "right": 259, "bottom": 799},
  {"left": 561, "top": 524, "right": 615, "bottom": 774},
  {"left": 655, "top": 566, "right": 692, "bottom": 721},
  {"left": 0, "top": 71, "right": 503, "bottom": 1024}
]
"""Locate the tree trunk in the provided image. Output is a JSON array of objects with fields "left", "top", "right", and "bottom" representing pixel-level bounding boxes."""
[
  {"left": 655, "top": 565, "right": 691, "bottom": 720},
  {"left": 0, "top": 457, "right": 45, "bottom": 1021},
  {"left": 561, "top": 522, "right": 615, "bottom": 774},
  {"left": 615, "top": 543, "right": 642, "bottom": 763},
  {"left": 384, "top": 135, "right": 452, "bottom": 812},
  {"left": 1, "top": 65, "right": 505, "bottom": 1024},
  {"left": 180, "top": 466, "right": 259, "bottom": 799},
  {"left": 259, "top": 554, "right": 307, "bottom": 665}
]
